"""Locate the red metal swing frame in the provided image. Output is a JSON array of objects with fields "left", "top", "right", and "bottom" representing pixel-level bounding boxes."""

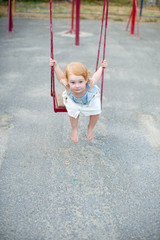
[{"left": 126, "top": 0, "right": 140, "bottom": 39}]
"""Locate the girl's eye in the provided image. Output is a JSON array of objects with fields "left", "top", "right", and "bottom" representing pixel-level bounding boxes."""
[{"left": 79, "top": 81, "right": 83, "bottom": 84}]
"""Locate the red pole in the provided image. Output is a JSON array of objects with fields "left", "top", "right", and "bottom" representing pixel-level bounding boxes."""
[
  {"left": 71, "top": 0, "right": 75, "bottom": 33},
  {"left": 8, "top": 0, "right": 13, "bottom": 33},
  {"left": 75, "top": 0, "right": 80, "bottom": 46},
  {"left": 130, "top": 0, "right": 136, "bottom": 35},
  {"left": 65, "top": 0, "right": 75, "bottom": 34}
]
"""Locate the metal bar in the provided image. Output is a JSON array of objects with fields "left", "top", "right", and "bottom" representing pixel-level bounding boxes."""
[
  {"left": 75, "top": 0, "right": 80, "bottom": 46},
  {"left": 130, "top": 0, "right": 136, "bottom": 35},
  {"left": 140, "top": 0, "right": 144, "bottom": 17}
]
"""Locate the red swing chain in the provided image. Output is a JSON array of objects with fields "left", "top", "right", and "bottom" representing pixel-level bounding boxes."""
[
  {"left": 50, "top": 0, "right": 67, "bottom": 112},
  {"left": 96, "top": 0, "right": 109, "bottom": 109},
  {"left": 50, "top": 0, "right": 54, "bottom": 98}
]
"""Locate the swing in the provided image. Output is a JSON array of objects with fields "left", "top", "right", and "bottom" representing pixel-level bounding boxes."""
[{"left": 50, "top": 0, "right": 109, "bottom": 113}]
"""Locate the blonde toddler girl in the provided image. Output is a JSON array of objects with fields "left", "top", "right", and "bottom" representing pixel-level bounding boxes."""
[{"left": 49, "top": 59, "right": 107, "bottom": 142}]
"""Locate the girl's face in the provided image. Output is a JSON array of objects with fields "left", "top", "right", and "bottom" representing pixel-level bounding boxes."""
[{"left": 68, "top": 74, "right": 87, "bottom": 96}]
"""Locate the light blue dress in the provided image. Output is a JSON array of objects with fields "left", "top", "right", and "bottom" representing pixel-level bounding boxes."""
[{"left": 67, "top": 82, "right": 97, "bottom": 104}]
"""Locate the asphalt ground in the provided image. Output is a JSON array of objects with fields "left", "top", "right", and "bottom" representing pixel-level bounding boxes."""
[{"left": 0, "top": 17, "right": 160, "bottom": 240}]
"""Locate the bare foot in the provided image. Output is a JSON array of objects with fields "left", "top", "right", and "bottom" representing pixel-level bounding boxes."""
[
  {"left": 87, "top": 127, "right": 94, "bottom": 141},
  {"left": 72, "top": 129, "right": 78, "bottom": 143}
]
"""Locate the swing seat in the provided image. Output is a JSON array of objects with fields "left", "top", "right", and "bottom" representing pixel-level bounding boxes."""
[{"left": 55, "top": 89, "right": 66, "bottom": 108}]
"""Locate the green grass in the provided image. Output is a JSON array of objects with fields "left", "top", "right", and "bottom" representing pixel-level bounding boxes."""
[
  {"left": 81, "top": 0, "right": 132, "bottom": 6},
  {"left": 144, "top": 18, "right": 158, "bottom": 22},
  {"left": 80, "top": 16, "right": 87, "bottom": 20},
  {"left": 0, "top": 13, "right": 5, "bottom": 18},
  {"left": 114, "top": 17, "right": 123, "bottom": 21},
  {"left": 0, "top": 0, "right": 133, "bottom": 6}
]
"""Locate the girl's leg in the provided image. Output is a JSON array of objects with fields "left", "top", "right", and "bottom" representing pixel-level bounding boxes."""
[
  {"left": 69, "top": 115, "right": 79, "bottom": 142},
  {"left": 87, "top": 114, "right": 100, "bottom": 141}
]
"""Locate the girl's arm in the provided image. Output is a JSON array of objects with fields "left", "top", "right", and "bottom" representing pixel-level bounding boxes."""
[
  {"left": 49, "top": 58, "right": 68, "bottom": 87},
  {"left": 89, "top": 60, "right": 107, "bottom": 87}
]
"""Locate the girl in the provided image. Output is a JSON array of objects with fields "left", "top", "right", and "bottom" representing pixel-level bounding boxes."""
[{"left": 49, "top": 59, "right": 107, "bottom": 142}]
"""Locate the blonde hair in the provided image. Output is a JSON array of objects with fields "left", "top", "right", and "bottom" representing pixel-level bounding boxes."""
[{"left": 64, "top": 62, "right": 90, "bottom": 83}]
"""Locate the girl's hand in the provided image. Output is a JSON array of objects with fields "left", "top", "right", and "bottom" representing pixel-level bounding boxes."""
[
  {"left": 101, "top": 59, "right": 107, "bottom": 69},
  {"left": 49, "top": 58, "right": 57, "bottom": 67}
]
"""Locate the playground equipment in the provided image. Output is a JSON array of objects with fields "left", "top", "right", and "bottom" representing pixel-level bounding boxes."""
[
  {"left": 8, "top": 0, "right": 13, "bottom": 33},
  {"left": 65, "top": 0, "right": 75, "bottom": 34},
  {"left": 140, "top": 0, "right": 159, "bottom": 18},
  {"left": 75, "top": 0, "right": 80, "bottom": 46},
  {"left": 126, "top": 0, "right": 140, "bottom": 39},
  {"left": 140, "top": 0, "right": 144, "bottom": 17},
  {"left": 50, "top": 0, "right": 109, "bottom": 113},
  {"left": 65, "top": 0, "right": 80, "bottom": 46},
  {"left": 96, "top": 0, "right": 109, "bottom": 109}
]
